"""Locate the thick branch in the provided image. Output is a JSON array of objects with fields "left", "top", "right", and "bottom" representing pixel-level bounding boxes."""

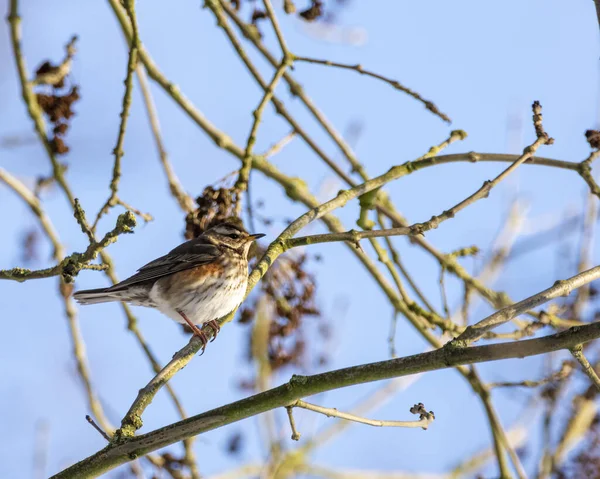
[{"left": 53, "top": 322, "right": 600, "bottom": 479}]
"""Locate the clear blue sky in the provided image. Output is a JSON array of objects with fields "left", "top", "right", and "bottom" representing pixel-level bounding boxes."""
[{"left": 0, "top": 1, "right": 599, "bottom": 477}]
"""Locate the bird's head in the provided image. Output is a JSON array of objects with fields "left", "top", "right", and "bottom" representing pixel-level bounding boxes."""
[{"left": 204, "top": 222, "right": 265, "bottom": 257}]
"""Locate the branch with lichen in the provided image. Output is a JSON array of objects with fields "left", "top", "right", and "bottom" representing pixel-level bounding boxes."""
[{"left": 0, "top": 209, "right": 136, "bottom": 282}]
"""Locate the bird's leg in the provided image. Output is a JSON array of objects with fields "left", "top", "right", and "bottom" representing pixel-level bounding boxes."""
[
  {"left": 203, "top": 320, "right": 221, "bottom": 342},
  {"left": 177, "top": 309, "right": 208, "bottom": 353}
]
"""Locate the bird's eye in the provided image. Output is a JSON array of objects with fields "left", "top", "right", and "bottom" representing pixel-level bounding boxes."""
[{"left": 228, "top": 233, "right": 240, "bottom": 239}]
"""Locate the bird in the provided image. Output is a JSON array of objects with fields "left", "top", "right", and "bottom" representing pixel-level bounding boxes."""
[{"left": 74, "top": 222, "right": 265, "bottom": 350}]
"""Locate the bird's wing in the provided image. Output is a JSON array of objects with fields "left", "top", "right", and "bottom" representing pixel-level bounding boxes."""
[{"left": 107, "top": 238, "right": 222, "bottom": 291}]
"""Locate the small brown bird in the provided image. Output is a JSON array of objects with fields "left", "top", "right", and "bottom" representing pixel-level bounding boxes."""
[{"left": 74, "top": 223, "right": 265, "bottom": 349}]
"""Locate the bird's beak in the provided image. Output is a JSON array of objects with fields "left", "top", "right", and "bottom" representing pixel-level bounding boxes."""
[{"left": 247, "top": 233, "right": 266, "bottom": 242}]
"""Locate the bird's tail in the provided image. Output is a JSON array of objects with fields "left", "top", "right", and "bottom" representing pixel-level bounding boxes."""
[{"left": 73, "top": 287, "right": 121, "bottom": 305}]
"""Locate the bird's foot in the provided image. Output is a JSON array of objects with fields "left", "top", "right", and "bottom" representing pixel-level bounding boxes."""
[
  {"left": 204, "top": 320, "right": 221, "bottom": 342},
  {"left": 193, "top": 330, "right": 209, "bottom": 354},
  {"left": 177, "top": 309, "right": 209, "bottom": 354}
]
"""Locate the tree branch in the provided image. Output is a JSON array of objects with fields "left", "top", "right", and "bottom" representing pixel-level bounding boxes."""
[
  {"left": 52, "top": 321, "right": 600, "bottom": 479},
  {"left": 570, "top": 345, "right": 600, "bottom": 392},
  {"left": 93, "top": 0, "right": 141, "bottom": 230},
  {"left": 290, "top": 400, "right": 435, "bottom": 431},
  {"left": 453, "top": 265, "right": 600, "bottom": 345},
  {"left": 294, "top": 55, "right": 451, "bottom": 123},
  {"left": 0, "top": 210, "right": 136, "bottom": 282}
]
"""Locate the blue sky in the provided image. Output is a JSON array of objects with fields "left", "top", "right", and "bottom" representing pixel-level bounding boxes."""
[{"left": 1, "top": 1, "right": 599, "bottom": 477}]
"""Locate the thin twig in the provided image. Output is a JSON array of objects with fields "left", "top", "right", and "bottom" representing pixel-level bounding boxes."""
[
  {"left": 382, "top": 235, "right": 438, "bottom": 314},
  {"left": 93, "top": 0, "right": 140, "bottom": 231},
  {"left": 294, "top": 55, "right": 451, "bottom": 123},
  {"left": 31, "top": 35, "right": 77, "bottom": 86},
  {"left": 235, "top": 58, "right": 292, "bottom": 200},
  {"left": 299, "top": 375, "right": 424, "bottom": 455},
  {"left": 572, "top": 193, "right": 597, "bottom": 319},
  {"left": 115, "top": 198, "right": 153, "bottom": 223},
  {"left": 286, "top": 407, "right": 301, "bottom": 441},
  {"left": 544, "top": 373, "right": 599, "bottom": 476},
  {"left": 488, "top": 361, "right": 574, "bottom": 389},
  {"left": 0, "top": 210, "right": 136, "bottom": 282},
  {"left": 86, "top": 415, "right": 111, "bottom": 442},
  {"left": 136, "top": 64, "right": 195, "bottom": 213},
  {"left": 439, "top": 268, "right": 451, "bottom": 319},
  {"left": 570, "top": 345, "right": 600, "bottom": 392},
  {"left": 261, "top": 0, "right": 289, "bottom": 56},
  {"left": 388, "top": 311, "right": 398, "bottom": 358},
  {"left": 453, "top": 265, "right": 600, "bottom": 345},
  {"left": 263, "top": 130, "right": 296, "bottom": 158},
  {"left": 0, "top": 167, "right": 62, "bottom": 259},
  {"left": 290, "top": 400, "right": 435, "bottom": 430}
]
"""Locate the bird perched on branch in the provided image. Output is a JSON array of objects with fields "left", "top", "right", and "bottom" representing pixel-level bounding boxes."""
[{"left": 74, "top": 223, "right": 265, "bottom": 350}]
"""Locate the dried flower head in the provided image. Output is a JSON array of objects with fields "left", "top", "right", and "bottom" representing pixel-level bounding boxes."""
[
  {"left": 299, "top": 0, "right": 324, "bottom": 21},
  {"left": 33, "top": 35, "right": 80, "bottom": 156},
  {"left": 251, "top": 9, "right": 267, "bottom": 24},
  {"left": 185, "top": 185, "right": 242, "bottom": 239},
  {"left": 586, "top": 130, "right": 600, "bottom": 150},
  {"left": 241, "top": 249, "right": 325, "bottom": 372}
]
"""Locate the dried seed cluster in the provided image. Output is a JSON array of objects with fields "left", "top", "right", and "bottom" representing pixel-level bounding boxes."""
[
  {"left": 36, "top": 87, "right": 80, "bottom": 155},
  {"left": 240, "top": 251, "right": 324, "bottom": 373},
  {"left": 234, "top": 0, "right": 326, "bottom": 28},
  {"left": 585, "top": 129, "right": 600, "bottom": 150},
  {"left": 33, "top": 36, "right": 80, "bottom": 156},
  {"left": 185, "top": 186, "right": 242, "bottom": 239}
]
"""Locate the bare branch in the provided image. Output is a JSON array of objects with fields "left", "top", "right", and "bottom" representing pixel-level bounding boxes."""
[
  {"left": 85, "top": 415, "right": 111, "bottom": 442},
  {"left": 235, "top": 58, "right": 292, "bottom": 198},
  {"left": 285, "top": 406, "right": 301, "bottom": 441},
  {"left": 0, "top": 210, "right": 136, "bottom": 282},
  {"left": 136, "top": 65, "right": 194, "bottom": 213},
  {"left": 31, "top": 35, "right": 77, "bottom": 87},
  {"left": 0, "top": 167, "right": 63, "bottom": 260},
  {"left": 294, "top": 55, "right": 451, "bottom": 123},
  {"left": 454, "top": 265, "right": 600, "bottom": 345},
  {"left": 261, "top": 0, "right": 290, "bottom": 56},
  {"left": 263, "top": 130, "right": 296, "bottom": 158},
  {"left": 488, "top": 361, "right": 574, "bottom": 389},
  {"left": 93, "top": 0, "right": 140, "bottom": 230},
  {"left": 570, "top": 345, "right": 600, "bottom": 392},
  {"left": 289, "top": 400, "right": 435, "bottom": 430}
]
